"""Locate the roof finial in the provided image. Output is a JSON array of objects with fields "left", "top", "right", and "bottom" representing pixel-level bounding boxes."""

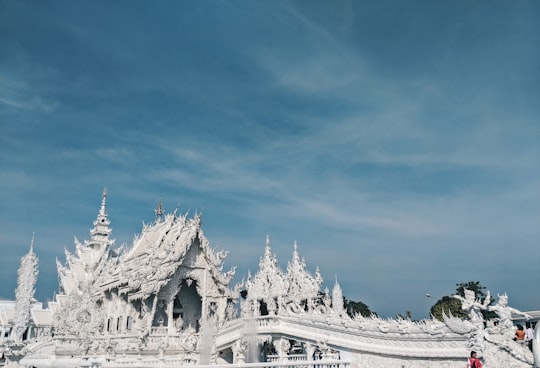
[
  {"left": 292, "top": 240, "right": 299, "bottom": 262},
  {"left": 264, "top": 234, "right": 271, "bottom": 257},
  {"left": 90, "top": 187, "right": 113, "bottom": 242},
  {"left": 30, "top": 232, "right": 35, "bottom": 252},
  {"left": 155, "top": 198, "right": 164, "bottom": 222},
  {"left": 100, "top": 187, "right": 108, "bottom": 215}
]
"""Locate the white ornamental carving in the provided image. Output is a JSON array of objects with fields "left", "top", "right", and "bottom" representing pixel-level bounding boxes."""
[
  {"left": 12, "top": 235, "right": 39, "bottom": 343},
  {"left": 0, "top": 190, "right": 532, "bottom": 368}
]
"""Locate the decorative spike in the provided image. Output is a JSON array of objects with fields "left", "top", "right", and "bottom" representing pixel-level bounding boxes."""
[
  {"left": 155, "top": 198, "right": 164, "bottom": 222},
  {"left": 90, "top": 188, "right": 113, "bottom": 242},
  {"left": 12, "top": 236, "right": 39, "bottom": 342},
  {"left": 264, "top": 235, "right": 271, "bottom": 257},
  {"left": 30, "top": 232, "right": 35, "bottom": 252},
  {"left": 292, "top": 240, "right": 299, "bottom": 262},
  {"left": 100, "top": 187, "right": 108, "bottom": 216}
]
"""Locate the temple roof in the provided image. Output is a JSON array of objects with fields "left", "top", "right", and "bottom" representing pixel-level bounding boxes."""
[
  {"left": 30, "top": 309, "right": 53, "bottom": 326},
  {"left": 101, "top": 211, "right": 235, "bottom": 300}
]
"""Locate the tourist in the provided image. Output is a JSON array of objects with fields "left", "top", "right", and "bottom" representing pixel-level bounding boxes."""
[
  {"left": 525, "top": 322, "right": 534, "bottom": 351},
  {"left": 515, "top": 324, "right": 526, "bottom": 343},
  {"left": 467, "top": 351, "right": 483, "bottom": 368}
]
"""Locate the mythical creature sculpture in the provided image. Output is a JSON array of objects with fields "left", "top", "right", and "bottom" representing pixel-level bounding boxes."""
[
  {"left": 487, "top": 293, "right": 532, "bottom": 339},
  {"left": 232, "top": 338, "right": 248, "bottom": 363},
  {"left": 452, "top": 288, "right": 490, "bottom": 352},
  {"left": 452, "top": 288, "right": 490, "bottom": 323}
]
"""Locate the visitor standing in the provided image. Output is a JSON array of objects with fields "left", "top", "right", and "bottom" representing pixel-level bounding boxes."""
[
  {"left": 525, "top": 322, "right": 534, "bottom": 351},
  {"left": 467, "top": 351, "right": 483, "bottom": 368},
  {"left": 515, "top": 324, "right": 526, "bottom": 343}
]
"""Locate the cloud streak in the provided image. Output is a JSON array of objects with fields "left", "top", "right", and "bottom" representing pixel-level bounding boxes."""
[{"left": 0, "top": 1, "right": 538, "bottom": 318}]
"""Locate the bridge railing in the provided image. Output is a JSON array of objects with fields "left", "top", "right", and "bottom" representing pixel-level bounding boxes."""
[
  {"left": 222, "top": 360, "right": 349, "bottom": 368},
  {"left": 93, "top": 358, "right": 349, "bottom": 368}
]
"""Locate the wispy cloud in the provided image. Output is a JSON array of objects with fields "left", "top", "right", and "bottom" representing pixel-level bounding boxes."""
[{"left": 0, "top": 1, "right": 538, "bottom": 318}]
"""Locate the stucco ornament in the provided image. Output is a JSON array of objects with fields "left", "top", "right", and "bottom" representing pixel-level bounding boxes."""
[
  {"left": 4, "top": 190, "right": 534, "bottom": 368},
  {"left": 487, "top": 293, "right": 532, "bottom": 339},
  {"left": 12, "top": 235, "right": 39, "bottom": 343}
]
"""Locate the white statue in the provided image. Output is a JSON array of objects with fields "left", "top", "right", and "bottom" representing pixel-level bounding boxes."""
[
  {"left": 452, "top": 288, "right": 490, "bottom": 353},
  {"left": 488, "top": 293, "right": 532, "bottom": 339},
  {"left": 452, "top": 288, "right": 490, "bottom": 323}
]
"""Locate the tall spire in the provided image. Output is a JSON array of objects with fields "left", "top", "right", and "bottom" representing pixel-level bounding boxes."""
[
  {"left": 12, "top": 235, "right": 39, "bottom": 342},
  {"left": 285, "top": 241, "right": 321, "bottom": 307},
  {"left": 89, "top": 187, "right": 112, "bottom": 247},
  {"left": 332, "top": 276, "right": 345, "bottom": 316},
  {"left": 100, "top": 187, "right": 108, "bottom": 216}
]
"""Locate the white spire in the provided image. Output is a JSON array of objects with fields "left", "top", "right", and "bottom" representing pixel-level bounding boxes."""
[
  {"left": 332, "top": 276, "right": 345, "bottom": 316},
  {"left": 292, "top": 240, "right": 299, "bottom": 263},
  {"left": 90, "top": 187, "right": 112, "bottom": 243},
  {"left": 264, "top": 234, "right": 271, "bottom": 257},
  {"left": 99, "top": 187, "right": 108, "bottom": 216},
  {"left": 30, "top": 232, "right": 35, "bottom": 252},
  {"left": 245, "top": 235, "right": 287, "bottom": 313},
  {"left": 286, "top": 241, "right": 321, "bottom": 307},
  {"left": 12, "top": 235, "right": 39, "bottom": 342}
]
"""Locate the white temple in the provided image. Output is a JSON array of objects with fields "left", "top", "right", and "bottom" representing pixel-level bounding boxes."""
[{"left": 0, "top": 189, "right": 537, "bottom": 368}]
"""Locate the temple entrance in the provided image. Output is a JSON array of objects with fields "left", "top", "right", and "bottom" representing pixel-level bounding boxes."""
[{"left": 174, "top": 278, "right": 202, "bottom": 332}]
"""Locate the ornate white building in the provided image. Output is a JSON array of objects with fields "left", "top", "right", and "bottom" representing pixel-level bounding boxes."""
[{"left": 0, "top": 190, "right": 537, "bottom": 368}]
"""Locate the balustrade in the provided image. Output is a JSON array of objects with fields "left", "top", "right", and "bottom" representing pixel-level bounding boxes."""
[
  {"left": 149, "top": 326, "right": 167, "bottom": 335},
  {"left": 88, "top": 359, "right": 348, "bottom": 368}
]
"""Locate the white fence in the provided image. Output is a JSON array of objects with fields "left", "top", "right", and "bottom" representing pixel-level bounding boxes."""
[{"left": 99, "top": 358, "right": 349, "bottom": 368}]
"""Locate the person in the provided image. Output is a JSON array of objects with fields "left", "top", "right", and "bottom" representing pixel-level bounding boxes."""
[
  {"left": 515, "top": 324, "right": 526, "bottom": 343},
  {"left": 467, "top": 351, "right": 483, "bottom": 368},
  {"left": 525, "top": 322, "right": 534, "bottom": 351}
]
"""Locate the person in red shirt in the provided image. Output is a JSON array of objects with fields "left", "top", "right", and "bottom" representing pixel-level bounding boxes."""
[{"left": 467, "top": 351, "right": 483, "bottom": 368}]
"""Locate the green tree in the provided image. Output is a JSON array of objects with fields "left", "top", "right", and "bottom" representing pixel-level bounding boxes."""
[
  {"left": 455, "top": 281, "right": 488, "bottom": 301},
  {"left": 429, "top": 281, "right": 495, "bottom": 321},
  {"left": 343, "top": 297, "right": 375, "bottom": 318},
  {"left": 430, "top": 296, "right": 467, "bottom": 320}
]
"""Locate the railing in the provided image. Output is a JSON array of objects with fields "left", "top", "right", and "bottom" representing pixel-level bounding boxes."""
[
  {"left": 100, "top": 358, "right": 349, "bottom": 368},
  {"left": 267, "top": 354, "right": 307, "bottom": 362},
  {"left": 150, "top": 326, "right": 168, "bottom": 335}
]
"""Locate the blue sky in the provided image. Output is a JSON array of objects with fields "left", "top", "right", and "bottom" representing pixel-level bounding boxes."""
[{"left": 0, "top": 1, "right": 539, "bottom": 319}]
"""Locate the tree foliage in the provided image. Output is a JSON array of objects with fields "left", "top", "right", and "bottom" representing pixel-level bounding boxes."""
[
  {"left": 430, "top": 296, "right": 467, "bottom": 321},
  {"left": 343, "top": 297, "right": 375, "bottom": 318},
  {"left": 429, "top": 281, "right": 495, "bottom": 321},
  {"left": 455, "top": 281, "right": 488, "bottom": 301}
]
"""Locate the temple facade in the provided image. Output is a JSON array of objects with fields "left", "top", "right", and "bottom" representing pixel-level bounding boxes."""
[{"left": 0, "top": 190, "right": 537, "bottom": 368}]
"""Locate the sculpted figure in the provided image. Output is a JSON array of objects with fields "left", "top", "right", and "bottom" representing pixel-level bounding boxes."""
[
  {"left": 452, "top": 289, "right": 490, "bottom": 323},
  {"left": 488, "top": 293, "right": 531, "bottom": 339},
  {"left": 452, "top": 288, "right": 490, "bottom": 352},
  {"left": 233, "top": 339, "right": 248, "bottom": 363}
]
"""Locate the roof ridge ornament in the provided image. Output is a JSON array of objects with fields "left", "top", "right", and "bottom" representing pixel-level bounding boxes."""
[
  {"left": 155, "top": 198, "right": 164, "bottom": 222},
  {"left": 100, "top": 187, "right": 108, "bottom": 216},
  {"left": 90, "top": 188, "right": 113, "bottom": 242},
  {"left": 30, "top": 232, "right": 35, "bottom": 252},
  {"left": 292, "top": 240, "right": 299, "bottom": 262},
  {"left": 264, "top": 234, "right": 271, "bottom": 257}
]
